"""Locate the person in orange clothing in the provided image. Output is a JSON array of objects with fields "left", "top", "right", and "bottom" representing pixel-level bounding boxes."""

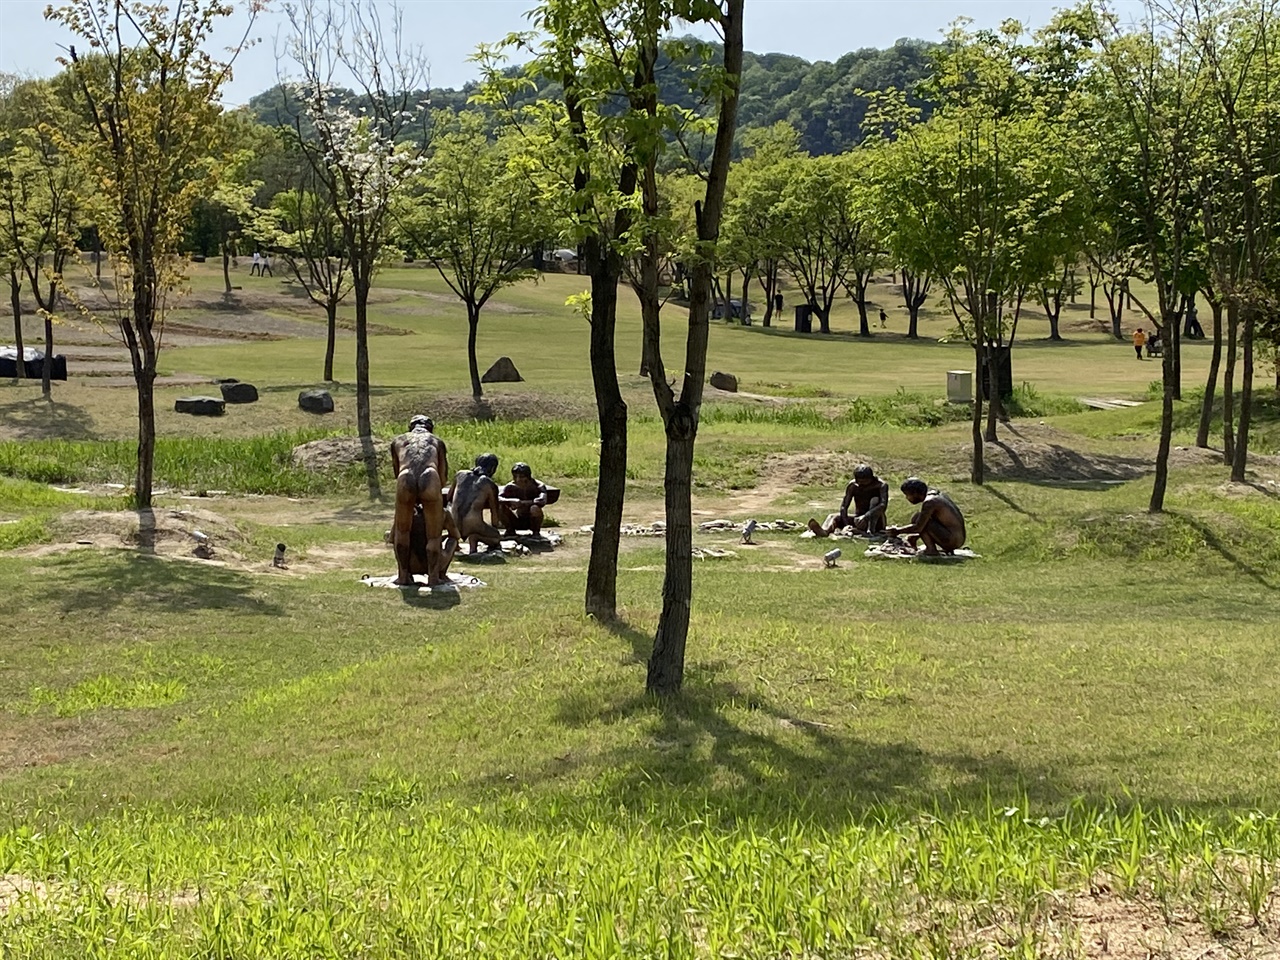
[{"left": 1132, "top": 327, "right": 1146, "bottom": 359}]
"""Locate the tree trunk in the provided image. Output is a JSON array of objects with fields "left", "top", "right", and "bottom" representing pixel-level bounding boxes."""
[
  {"left": 467, "top": 301, "right": 483, "bottom": 398},
  {"left": 135, "top": 363, "right": 157, "bottom": 509},
  {"left": 221, "top": 238, "right": 232, "bottom": 295},
  {"left": 323, "top": 299, "right": 337, "bottom": 382},
  {"left": 1088, "top": 275, "right": 1098, "bottom": 319},
  {"left": 856, "top": 298, "right": 870, "bottom": 337},
  {"left": 353, "top": 273, "right": 379, "bottom": 499},
  {"left": 815, "top": 304, "right": 830, "bottom": 334},
  {"left": 1149, "top": 314, "right": 1177, "bottom": 513},
  {"left": 971, "top": 344, "right": 984, "bottom": 485},
  {"left": 1231, "top": 306, "right": 1254, "bottom": 483},
  {"left": 8, "top": 267, "right": 23, "bottom": 380},
  {"left": 647, "top": 423, "right": 695, "bottom": 694},
  {"left": 1223, "top": 301, "right": 1238, "bottom": 464},
  {"left": 41, "top": 312, "right": 54, "bottom": 400},
  {"left": 585, "top": 246, "right": 627, "bottom": 622},
  {"left": 739, "top": 270, "right": 751, "bottom": 325},
  {"left": 1171, "top": 299, "right": 1182, "bottom": 402},
  {"left": 1047, "top": 307, "right": 1062, "bottom": 341},
  {"left": 984, "top": 344, "right": 1000, "bottom": 442},
  {"left": 1196, "top": 299, "right": 1222, "bottom": 448}
]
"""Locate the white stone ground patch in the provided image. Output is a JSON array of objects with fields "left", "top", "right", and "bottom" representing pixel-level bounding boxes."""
[
  {"left": 863, "top": 542, "right": 981, "bottom": 562},
  {"left": 361, "top": 572, "right": 487, "bottom": 591}
]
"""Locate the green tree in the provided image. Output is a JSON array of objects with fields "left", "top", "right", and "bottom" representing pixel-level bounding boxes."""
[
  {"left": 1082, "top": 1, "right": 1209, "bottom": 512},
  {"left": 399, "top": 114, "right": 543, "bottom": 398},
  {"left": 50, "top": 0, "right": 254, "bottom": 507},
  {"left": 269, "top": 182, "right": 352, "bottom": 383},
  {"left": 0, "top": 76, "right": 84, "bottom": 398},
  {"left": 279, "top": 0, "right": 429, "bottom": 485}
]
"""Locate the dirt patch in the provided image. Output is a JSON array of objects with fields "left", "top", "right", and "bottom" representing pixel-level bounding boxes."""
[
  {"left": 291, "top": 437, "right": 386, "bottom": 473},
  {"left": 1043, "top": 890, "right": 1280, "bottom": 959},
  {"left": 20, "top": 507, "right": 252, "bottom": 566},
  {"left": 762, "top": 451, "right": 909, "bottom": 490},
  {"left": 384, "top": 392, "right": 597, "bottom": 424}
]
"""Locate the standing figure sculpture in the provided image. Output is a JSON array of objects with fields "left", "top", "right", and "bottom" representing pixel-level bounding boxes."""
[
  {"left": 886, "top": 477, "right": 967, "bottom": 556},
  {"left": 451, "top": 453, "right": 504, "bottom": 555},
  {"left": 390, "top": 415, "right": 456, "bottom": 585},
  {"left": 807, "top": 464, "right": 890, "bottom": 537}
]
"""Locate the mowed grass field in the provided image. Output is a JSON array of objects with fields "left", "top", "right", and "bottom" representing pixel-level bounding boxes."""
[{"left": 2, "top": 262, "right": 1280, "bottom": 957}]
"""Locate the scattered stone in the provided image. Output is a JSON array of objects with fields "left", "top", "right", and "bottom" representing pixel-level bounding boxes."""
[
  {"left": 220, "top": 381, "right": 259, "bottom": 404},
  {"left": 709, "top": 370, "right": 738, "bottom": 392},
  {"left": 691, "top": 547, "right": 736, "bottom": 559},
  {"left": 298, "top": 389, "right": 334, "bottom": 413},
  {"left": 481, "top": 356, "right": 524, "bottom": 383},
  {"left": 174, "top": 396, "right": 225, "bottom": 416}
]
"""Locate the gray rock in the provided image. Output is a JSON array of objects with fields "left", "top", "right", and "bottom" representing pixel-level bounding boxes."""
[
  {"left": 298, "top": 389, "right": 334, "bottom": 414},
  {"left": 481, "top": 356, "right": 524, "bottom": 383},
  {"left": 174, "top": 396, "right": 226, "bottom": 416},
  {"left": 709, "top": 371, "right": 738, "bottom": 392},
  {"left": 220, "top": 381, "right": 258, "bottom": 404}
]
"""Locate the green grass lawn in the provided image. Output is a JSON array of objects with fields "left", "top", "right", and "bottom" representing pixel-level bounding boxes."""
[{"left": 3, "top": 264, "right": 1280, "bottom": 956}]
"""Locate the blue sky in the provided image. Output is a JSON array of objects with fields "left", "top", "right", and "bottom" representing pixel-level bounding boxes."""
[{"left": 1, "top": 0, "right": 1146, "bottom": 107}]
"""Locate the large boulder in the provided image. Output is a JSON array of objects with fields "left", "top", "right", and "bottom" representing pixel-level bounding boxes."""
[
  {"left": 709, "top": 371, "right": 738, "bottom": 392},
  {"left": 481, "top": 356, "right": 524, "bottom": 384},
  {"left": 220, "top": 381, "right": 258, "bottom": 404},
  {"left": 174, "top": 396, "right": 226, "bottom": 416},
  {"left": 298, "top": 389, "right": 334, "bottom": 414}
]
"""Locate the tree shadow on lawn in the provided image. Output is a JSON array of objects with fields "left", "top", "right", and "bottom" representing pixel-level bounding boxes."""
[
  {"left": 1173, "top": 512, "right": 1278, "bottom": 591},
  {"left": 29, "top": 549, "right": 286, "bottom": 617},
  {"left": 535, "top": 658, "right": 1069, "bottom": 828},
  {"left": 0, "top": 396, "right": 98, "bottom": 441}
]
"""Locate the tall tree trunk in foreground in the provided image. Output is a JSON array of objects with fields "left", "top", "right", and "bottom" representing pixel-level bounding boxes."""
[
  {"left": 585, "top": 235, "right": 628, "bottom": 621},
  {"left": 971, "top": 342, "right": 985, "bottom": 485},
  {"left": 1149, "top": 311, "right": 1177, "bottom": 513},
  {"left": 646, "top": 0, "right": 743, "bottom": 695},
  {"left": 1222, "top": 302, "right": 1238, "bottom": 464},
  {"left": 1195, "top": 298, "right": 1223, "bottom": 448},
  {"left": 1231, "top": 306, "right": 1255, "bottom": 482}
]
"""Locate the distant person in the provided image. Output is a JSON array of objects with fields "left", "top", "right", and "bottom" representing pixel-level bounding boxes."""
[
  {"left": 451, "top": 453, "right": 504, "bottom": 555},
  {"left": 261, "top": 253, "right": 273, "bottom": 278},
  {"left": 499, "top": 462, "right": 559, "bottom": 538},
  {"left": 886, "top": 477, "right": 967, "bottom": 556},
  {"left": 1132, "top": 327, "right": 1146, "bottom": 360},
  {"left": 807, "top": 464, "right": 889, "bottom": 537},
  {"left": 250, "top": 251, "right": 262, "bottom": 277},
  {"left": 878, "top": 307, "right": 889, "bottom": 329}
]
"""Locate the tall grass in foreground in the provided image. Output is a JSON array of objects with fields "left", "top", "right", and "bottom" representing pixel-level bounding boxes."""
[{"left": 1, "top": 800, "right": 1277, "bottom": 956}]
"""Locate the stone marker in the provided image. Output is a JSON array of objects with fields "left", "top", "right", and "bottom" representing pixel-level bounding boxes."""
[
  {"left": 481, "top": 356, "right": 523, "bottom": 383},
  {"left": 298, "top": 389, "right": 334, "bottom": 413},
  {"left": 709, "top": 371, "right": 738, "bottom": 392},
  {"left": 220, "top": 381, "right": 259, "bottom": 404},
  {"left": 174, "top": 396, "right": 226, "bottom": 416}
]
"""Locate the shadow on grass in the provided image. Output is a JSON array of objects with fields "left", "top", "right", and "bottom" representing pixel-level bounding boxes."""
[
  {"left": 0, "top": 397, "right": 98, "bottom": 441},
  {"left": 1174, "top": 512, "right": 1278, "bottom": 591},
  {"left": 986, "top": 438, "right": 1148, "bottom": 487},
  {"left": 398, "top": 587, "right": 462, "bottom": 610},
  {"left": 537, "top": 661, "right": 1066, "bottom": 825},
  {"left": 30, "top": 548, "right": 286, "bottom": 617}
]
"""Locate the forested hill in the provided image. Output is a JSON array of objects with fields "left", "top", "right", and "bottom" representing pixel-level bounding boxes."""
[{"left": 247, "top": 38, "right": 936, "bottom": 156}]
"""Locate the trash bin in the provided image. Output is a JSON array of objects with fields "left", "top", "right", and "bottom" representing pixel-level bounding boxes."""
[
  {"left": 978, "top": 347, "right": 1014, "bottom": 401},
  {"left": 946, "top": 370, "right": 972, "bottom": 403},
  {"left": 794, "top": 303, "right": 812, "bottom": 334}
]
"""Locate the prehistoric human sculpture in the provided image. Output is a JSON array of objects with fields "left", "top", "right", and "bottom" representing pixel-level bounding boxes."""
[
  {"left": 498, "top": 462, "right": 559, "bottom": 538},
  {"left": 451, "top": 452, "right": 504, "bottom": 555},
  {"left": 886, "top": 477, "right": 967, "bottom": 556},
  {"left": 389, "top": 415, "right": 456, "bottom": 585},
  {"left": 807, "top": 464, "right": 889, "bottom": 537}
]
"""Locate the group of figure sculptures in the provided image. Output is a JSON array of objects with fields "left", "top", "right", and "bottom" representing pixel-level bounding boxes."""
[
  {"left": 388, "top": 417, "right": 966, "bottom": 587},
  {"left": 389, "top": 416, "right": 558, "bottom": 586},
  {"left": 806, "top": 464, "right": 966, "bottom": 556}
]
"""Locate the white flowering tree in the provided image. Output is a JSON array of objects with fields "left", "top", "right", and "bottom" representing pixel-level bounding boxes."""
[{"left": 279, "top": 0, "right": 428, "bottom": 459}]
